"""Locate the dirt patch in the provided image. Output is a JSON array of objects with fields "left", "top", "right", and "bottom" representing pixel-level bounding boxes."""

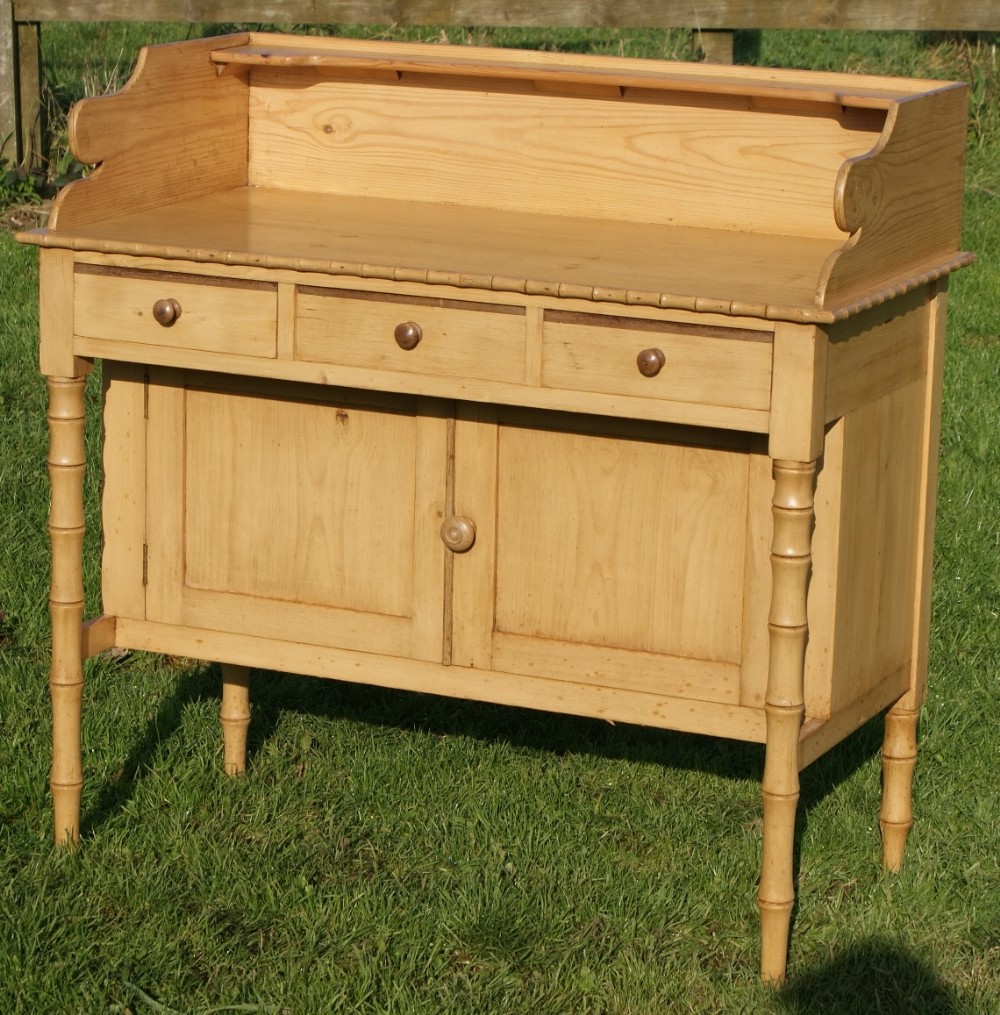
[{"left": 1, "top": 200, "right": 50, "bottom": 232}]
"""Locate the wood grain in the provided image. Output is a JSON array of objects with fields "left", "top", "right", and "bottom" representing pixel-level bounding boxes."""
[
  {"left": 8, "top": 5, "right": 994, "bottom": 176},
  {"left": 738, "top": 444, "right": 775, "bottom": 710},
  {"left": 146, "top": 371, "right": 448, "bottom": 661},
  {"left": 182, "top": 384, "right": 418, "bottom": 615},
  {"left": 25, "top": 187, "right": 844, "bottom": 318},
  {"left": 825, "top": 286, "right": 929, "bottom": 419},
  {"left": 821, "top": 86, "right": 969, "bottom": 308},
  {"left": 248, "top": 69, "right": 879, "bottom": 236},
  {"left": 827, "top": 379, "right": 925, "bottom": 714},
  {"left": 492, "top": 417, "right": 749, "bottom": 667},
  {"left": 49, "top": 34, "right": 249, "bottom": 230}
]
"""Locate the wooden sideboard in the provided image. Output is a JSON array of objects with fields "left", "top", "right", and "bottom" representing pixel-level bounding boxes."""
[{"left": 18, "top": 33, "right": 971, "bottom": 984}]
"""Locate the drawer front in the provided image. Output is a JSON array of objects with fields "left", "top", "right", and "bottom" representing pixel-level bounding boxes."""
[
  {"left": 296, "top": 287, "right": 526, "bottom": 383},
  {"left": 542, "top": 311, "right": 773, "bottom": 412},
  {"left": 74, "top": 268, "right": 278, "bottom": 357}
]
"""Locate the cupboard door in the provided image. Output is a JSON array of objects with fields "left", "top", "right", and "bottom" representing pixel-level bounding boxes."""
[
  {"left": 145, "top": 369, "right": 448, "bottom": 661},
  {"left": 450, "top": 407, "right": 758, "bottom": 707}
]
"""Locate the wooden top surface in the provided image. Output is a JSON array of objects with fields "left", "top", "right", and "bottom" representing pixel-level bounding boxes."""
[
  {"left": 212, "top": 33, "right": 952, "bottom": 108},
  {"left": 22, "top": 186, "right": 974, "bottom": 322},
  {"left": 24, "top": 186, "right": 845, "bottom": 319}
]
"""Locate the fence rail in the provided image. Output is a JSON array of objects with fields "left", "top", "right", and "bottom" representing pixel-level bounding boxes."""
[{"left": 4, "top": 1, "right": 1000, "bottom": 168}]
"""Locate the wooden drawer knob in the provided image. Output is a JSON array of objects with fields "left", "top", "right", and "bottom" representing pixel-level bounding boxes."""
[
  {"left": 636, "top": 347, "right": 666, "bottom": 377},
  {"left": 152, "top": 298, "right": 181, "bottom": 327},
  {"left": 441, "top": 515, "right": 476, "bottom": 553},
  {"left": 394, "top": 321, "right": 422, "bottom": 350}
]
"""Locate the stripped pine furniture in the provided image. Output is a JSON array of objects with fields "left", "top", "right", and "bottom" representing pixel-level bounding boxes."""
[{"left": 18, "top": 33, "right": 971, "bottom": 983}]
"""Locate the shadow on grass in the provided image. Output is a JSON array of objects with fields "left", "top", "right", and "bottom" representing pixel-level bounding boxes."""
[
  {"left": 251, "top": 672, "right": 888, "bottom": 927},
  {"left": 780, "top": 940, "right": 966, "bottom": 1014},
  {"left": 81, "top": 660, "right": 888, "bottom": 837},
  {"left": 732, "top": 29, "right": 763, "bottom": 65},
  {"left": 246, "top": 666, "right": 884, "bottom": 804},
  {"left": 80, "top": 659, "right": 220, "bottom": 838}
]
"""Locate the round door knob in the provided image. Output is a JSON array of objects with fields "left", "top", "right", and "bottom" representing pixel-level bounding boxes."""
[
  {"left": 441, "top": 515, "right": 476, "bottom": 553},
  {"left": 636, "top": 347, "right": 666, "bottom": 377},
  {"left": 152, "top": 298, "right": 181, "bottom": 327},
  {"left": 394, "top": 321, "right": 422, "bottom": 350}
]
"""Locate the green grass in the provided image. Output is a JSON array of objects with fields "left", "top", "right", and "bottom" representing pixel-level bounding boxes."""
[{"left": 2, "top": 22, "right": 999, "bottom": 1015}]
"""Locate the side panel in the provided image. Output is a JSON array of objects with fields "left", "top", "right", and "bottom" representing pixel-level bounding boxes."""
[
  {"left": 822, "top": 290, "right": 937, "bottom": 714},
  {"left": 52, "top": 35, "right": 249, "bottom": 230},
  {"left": 828, "top": 377, "right": 925, "bottom": 712}
]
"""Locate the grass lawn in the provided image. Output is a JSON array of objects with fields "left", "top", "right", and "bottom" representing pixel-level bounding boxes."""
[{"left": 1, "top": 21, "right": 998, "bottom": 1015}]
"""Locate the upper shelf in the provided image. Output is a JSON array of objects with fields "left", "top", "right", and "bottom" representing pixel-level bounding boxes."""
[
  {"left": 210, "top": 35, "right": 947, "bottom": 108},
  {"left": 19, "top": 32, "right": 973, "bottom": 322}
]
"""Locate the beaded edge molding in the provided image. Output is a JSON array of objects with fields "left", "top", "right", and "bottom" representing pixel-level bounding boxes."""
[{"left": 17, "top": 232, "right": 976, "bottom": 325}]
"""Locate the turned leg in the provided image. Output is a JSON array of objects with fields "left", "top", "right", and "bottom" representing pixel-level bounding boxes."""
[
  {"left": 759, "top": 460, "right": 815, "bottom": 985},
  {"left": 47, "top": 376, "right": 87, "bottom": 846},
  {"left": 879, "top": 705, "right": 918, "bottom": 872},
  {"left": 220, "top": 663, "right": 251, "bottom": 775}
]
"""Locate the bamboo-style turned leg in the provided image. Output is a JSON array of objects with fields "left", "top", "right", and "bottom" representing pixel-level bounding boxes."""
[
  {"left": 759, "top": 459, "right": 816, "bottom": 985},
  {"left": 879, "top": 705, "right": 919, "bottom": 873},
  {"left": 220, "top": 663, "right": 251, "bottom": 775},
  {"left": 47, "top": 376, "right": 87, "bottom": 846}
]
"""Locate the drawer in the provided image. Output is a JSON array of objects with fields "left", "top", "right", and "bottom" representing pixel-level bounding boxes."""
[
  {"left": 296, "top": 287, "right": 526, "bottom": 383},
  {"left": 542, "top": 311, "right": 773, "bottom": 412},
  {"left": 74, "top": 267, "right": 278, "bottom": 357}
]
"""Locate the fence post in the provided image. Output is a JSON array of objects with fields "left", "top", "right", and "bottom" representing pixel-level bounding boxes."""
[
  {"left": 694, "top": 28, "right": 735, "bottom": 63},
  {"left": 1, "top": 0, "right": 16, "bottom": 163},
  {"left": 17, "top": 19, "right": 42, "bottom": 168}
]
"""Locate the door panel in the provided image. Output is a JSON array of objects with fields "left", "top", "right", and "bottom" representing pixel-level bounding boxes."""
[
  {"left": 452, "top": 407, "right": 755, "bottom": 705},
  {"left": 145, "top": 369, "right": 448, "bottom": 661},
  {"left": 183, "top": 383, "right": 416, "bottom": 615}
]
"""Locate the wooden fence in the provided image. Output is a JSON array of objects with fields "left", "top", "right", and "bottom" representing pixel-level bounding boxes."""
[{"left": 3, "top": 1, "right": 1000, "bottom": 168}]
